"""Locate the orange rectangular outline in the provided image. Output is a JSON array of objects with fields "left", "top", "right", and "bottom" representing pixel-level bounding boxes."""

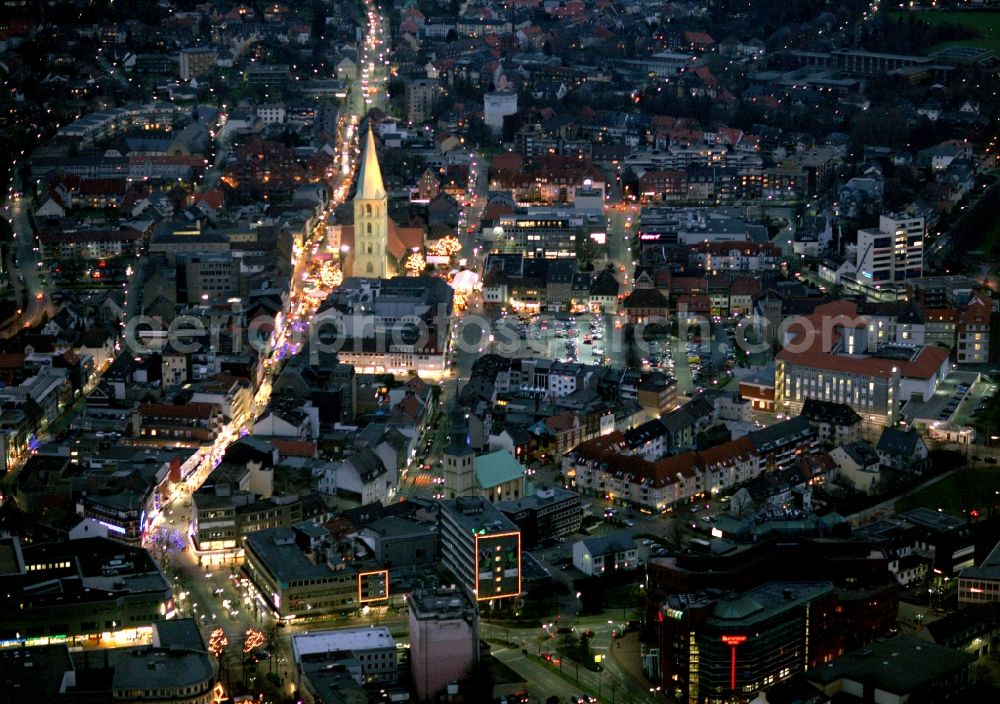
[
  {"left": 473, "top": 531, "right": 521, "bottom": 602},
  {"left": 358, "top": 569, "right": 390, "bottom": 604}
]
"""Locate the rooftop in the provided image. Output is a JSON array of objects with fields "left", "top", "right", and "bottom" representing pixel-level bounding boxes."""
[
  {"left": 960, "top": 538, "right": 1000, "bottom": 582},
  {"left": 708, "top": 581, "right": 835, "bottom": 626},
  {"left": 899, "top": 507, "right": 966, "bottom": 533},
  {"left": 805, "top": 633, "right": 975, "bottom": 694},
  {"left": 408, "top": 586, "right": 477, "bottom": 620},
  {"left": 292, "top": 627, "right": 395, "bottom": 661},
  {"left": 244, "top": 527, "right": 341, "bottom": 583},
  {"left": 440, "top": 497, "right": 519, "bottom": 534}
]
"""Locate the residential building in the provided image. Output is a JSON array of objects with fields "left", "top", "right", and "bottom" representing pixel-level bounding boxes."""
[
  {"left": 747, "top": 416, "right": 817, "bottom": 471},
  {"left": 131, "top": 402, "right": 224, "bottom": 447},
  {"left": 799, "top": 399, "right": 862, "bottom": 445},
  {"left": 854, "top": 214, "right": 924, "bottom": 286},
  {"left": 408, "top": 587, "right": 479, "bottom": 701},
  {"left": 256, "top": 103, "right": 286, "bottom": 125},
  {"left": 406, "top": 79, "right": 440, "bottom": 125},
  {"left": 956, "top": 290, "right": 992, "bottom": 364},
  {"left": 829, "top": 441, "right": 881, "bottom": 493},
  {"left": 438, "top": 497, "right": 521, "bottom": 603},
  {"left": 179, "top": 47, "right": 217, "bottom": 80},
  {"left": 37, "top": 227, "right": 142, "bottom": 261},
  {"left": 563, "top": 433, "right": 762, "bottom": 513},
  {"left": 572, "top": 533, "right": 638, "bottom": 576},
  {"left": 876, "top": 427, "right": 929, "bottom": 473}
]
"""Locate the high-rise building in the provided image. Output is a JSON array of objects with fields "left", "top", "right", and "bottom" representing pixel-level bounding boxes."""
[
  {"left": 438, "top": 497, "right": 521, "bottom": 603},
  {"left": 408, "top": 587, "right": 479, "bottom": 701},
  {"left": 354, "top": 124, "right": 389, "bottom": 278},
  {"left": 855, "top": 214, "right": 924, "bottom": 285},
  {"left": 405, "top": 79, "right": 440, "bottom": 125},
  {"left": 178, "top": 47, "right": 217, "bottom": 81}
]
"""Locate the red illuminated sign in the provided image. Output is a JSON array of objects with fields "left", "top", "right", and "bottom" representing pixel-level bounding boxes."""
[{"left": 721, "top": 634, "right": 748, "bottom": 690}]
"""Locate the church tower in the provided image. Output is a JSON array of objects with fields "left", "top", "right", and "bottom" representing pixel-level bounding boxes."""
[{"left": 354, "top": 123, "right": 389, "bottom": 278}]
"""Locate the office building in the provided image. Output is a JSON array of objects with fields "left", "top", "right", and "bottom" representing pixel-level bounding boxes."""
[
  {"left": 486, "top": 208, "right": 586, "bottom": 259},
  {"left": 192, "top": 478, "right": 326, "bottom": 552},
  {"left": 131, "top": 402, "right": 225, "bottom": 447},
  {"left": 438, "top": 497, "right": 521, "bottom": 603},
  {"left": 855, "top": 214, "right": 924, "bottom": 286},
  {"left": 178, "top": 254, "right": 239, "bottom": 304},
  {"left": 662, "top": 582, "right": 844, "bottom": 704},
  {"left": 959, "top": 538, "right": 1000, "bottom": 607},
  {"left": 241, "top": 527, "right": 367, "bottom": 618},
  {"left": 408, "top": 587, "right": 480, "bottom": 701},
  {"left": 498, "top": 486, "right": 584, "bottom": 547}
]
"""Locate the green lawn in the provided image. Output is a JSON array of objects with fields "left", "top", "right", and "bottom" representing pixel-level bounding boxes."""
[
  {"left": 890, "top": 10, "right": 1000, "bottom": 54},
  {"left": 895, "top": 467, "right": 1000, "bottom": 517}
]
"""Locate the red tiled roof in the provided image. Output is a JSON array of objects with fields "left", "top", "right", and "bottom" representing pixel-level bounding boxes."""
[
  {"left": 269, "top": 439, "right": 318, "bottom": 458},
  {"left": 683, "top": 31, "right": 716, "bottom": 46},
  {"left": 901, "top": 346, "right": 950, "bottom": 380},
  {"left": 191, "top": 189, "right": 224, "bottom": 210}
]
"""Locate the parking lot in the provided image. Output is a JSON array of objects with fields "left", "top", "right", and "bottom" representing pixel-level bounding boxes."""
[
  {"left": 902, "top": 371, "right": 987, "bottom": 426},
  {"left": 491, "top": 311, "right": 612, "bottom": 365}
]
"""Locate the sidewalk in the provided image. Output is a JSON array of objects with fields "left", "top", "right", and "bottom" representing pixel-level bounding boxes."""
[{"left": 608, "top": 632, "right": 660, "bottom": 704}]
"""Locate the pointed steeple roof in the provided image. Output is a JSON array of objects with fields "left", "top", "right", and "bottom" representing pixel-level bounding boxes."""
[{"left": 356, "top": 123, "right": 386, "bottom": 200}]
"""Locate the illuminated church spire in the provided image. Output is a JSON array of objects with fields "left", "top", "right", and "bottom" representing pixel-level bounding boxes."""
[
  {"left": 356, "top": 122, "right": 386, "bottom": 201},
  {"left": 354, "top": 122, "right": 388, "bottom": 278}
]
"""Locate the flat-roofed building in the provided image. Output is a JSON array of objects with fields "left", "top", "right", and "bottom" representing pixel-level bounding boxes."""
[
  {"left": 0, "top": 536, "right": 172, "bottom": 646},
  {"left": 438, "top": 497, "right": 521, "bottom": 603},
  {"left": 242, "top": 527, "right": 360, "bottom": 618},
  {"left": 291, "top": 627, "right": 398, "bottom": 685},
  {"left": 409, "top": 587, "right": 479, "bottom": 701},
  {"left": 805, "top": 633, "right": 976, "bottom": 703}
]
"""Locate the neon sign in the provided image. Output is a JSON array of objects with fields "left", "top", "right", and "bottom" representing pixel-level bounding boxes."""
[{"left": 721, "top": 634, "right": 748, "bottom": 691}]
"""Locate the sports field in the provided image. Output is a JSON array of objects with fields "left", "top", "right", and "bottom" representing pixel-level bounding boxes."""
[{"left": 890, "top": 9, "right": 1000, "bottom": 55}]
